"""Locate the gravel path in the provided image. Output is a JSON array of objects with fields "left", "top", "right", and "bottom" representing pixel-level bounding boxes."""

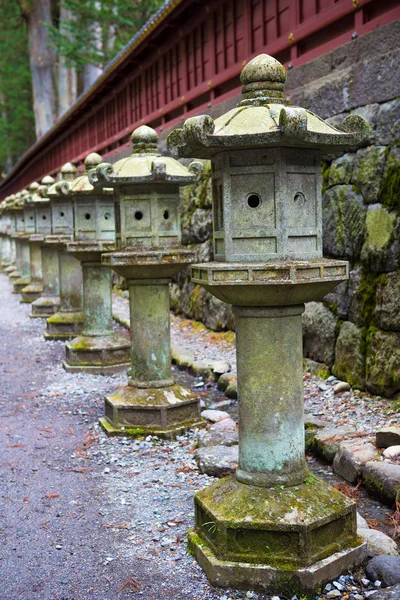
[
  {"left": 1, "top": 278, "right": 398, "bottom": 600},
  {"left": 0, "top": 275, "right": 230, "bottom": 600}
]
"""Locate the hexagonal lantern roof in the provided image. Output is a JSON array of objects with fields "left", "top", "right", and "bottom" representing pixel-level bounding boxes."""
[
  {"left": 89, "top": 125, "right": 200, "bottom": 187},
  {"left": 36, "top": 176, "right": 55, "bottom": 202},
  {"left": 61, "top": 153, "right": 112, "bottom": 195},
  {"left": 167, "top": 54, "right": 369, "bottom": 158}
]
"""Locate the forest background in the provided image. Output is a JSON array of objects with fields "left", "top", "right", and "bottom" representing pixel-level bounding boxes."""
[{"left": 0, "top": 0, "right": 164, "bottom": 177}]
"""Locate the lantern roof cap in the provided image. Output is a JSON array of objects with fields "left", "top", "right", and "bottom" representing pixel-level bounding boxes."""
[
  {"left": 167, "top": 54, "right": 369, "bottom": 158},
  {"left": 60, "top": 153, "right": 112, "bottom": 196},
  {"left": 89, "top": 125, "right": 201, "bottom": 188}
]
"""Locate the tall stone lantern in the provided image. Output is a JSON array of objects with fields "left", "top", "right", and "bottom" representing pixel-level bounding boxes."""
[
  {"left": 13, "top": 189, "right": 33, "bottom": 294},
  {"left": 44, "top": 166, "right": 85, "bottom": 341},
  {"left": 167, "top": 54, "right": 369, "bottom": 595},
  {"left": 90, "top": 125, "right": 203, "bottom": 437},
  {"left": 7, "top": 194, "right": 23, "bottom": 281},
  {"left": 21, "top": 178, "right": 54, "bottom": 304},
  {"left": 31, "top": 163, "right": 77, "bottom": 318},
  {"left": 59, "top": 152, "right": 130, "bottom": 374},
  {"left": 0, "top": 196, "right": 16, "bottom": 271}
]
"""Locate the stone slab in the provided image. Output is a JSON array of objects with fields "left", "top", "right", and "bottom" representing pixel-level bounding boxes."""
[
  {"left": 376, "top": 427, "right": 400, "bottom": 449},
  {"left": 62, "top": 360, "right": 130, "bottom": 375},
  {"left": 333, "top": 439, "right": 380, "bottom": 484},
  {"left": 99, "top": 416, "right": 205, "bottom": 440},
  {"left": 195, "top": 445, "right": 238, "bottom": 477},
  {"left": 363, "top": 461, "right": 400, "bottom": 506}
]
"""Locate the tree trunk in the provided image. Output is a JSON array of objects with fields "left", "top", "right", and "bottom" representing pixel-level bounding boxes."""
[
  {"left": 58, "top": 3, "right": 77, "bottom": 116},
  {"left": 82, "top": 63, "right": 102, "bottom": 92},
  {"left": 23, "top": 0, "right": 57, "bottom": 138},
  {"left": 82, "top": 2, "right": 103, "bottom": 92}
]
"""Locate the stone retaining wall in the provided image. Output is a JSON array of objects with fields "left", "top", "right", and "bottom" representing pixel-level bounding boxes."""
[{"left": 168, "top": 19, "right": 400, "bottom": 399}]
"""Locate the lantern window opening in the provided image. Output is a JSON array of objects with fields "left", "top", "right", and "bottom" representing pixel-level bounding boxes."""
[{"left": 247, "top": 193, "right": 261, "bottom": 209}]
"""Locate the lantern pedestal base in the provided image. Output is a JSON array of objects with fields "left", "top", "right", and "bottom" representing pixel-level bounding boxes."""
[
  {"left": 3, "top": 264, "right": 15, "bottom": 273},
  {"left": 20, "top": 282, "right": 43, "bottom": 303},
  {"left": 190, "top": 475, "right": 366, "bottom": 597},
  {"left": 13, "top": 277, "right": 30, "bottom": 293},
  {"left": 44, "top": 310, "right": 84, "bottom": 340},
  {"left": 63, "top": 334, "right": 130, "bottom": 374},
  {"left": 101, "top": 383, "right": 203, "bottom": 439},
  {"left": 30, "top": 296, "right": 60, "bottom": 318}
]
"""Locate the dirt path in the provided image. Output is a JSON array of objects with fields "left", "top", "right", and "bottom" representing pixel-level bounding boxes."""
[{"left": 0, "top": 274, "right": 227, "bottom": 600}]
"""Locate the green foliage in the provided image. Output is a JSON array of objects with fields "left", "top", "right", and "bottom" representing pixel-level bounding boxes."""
[
  {"left": 0, "top": 0, "right": 35, "bottom": 176},
  {"left": 47, "top": 0, "right": 165, "bottom": 72}
]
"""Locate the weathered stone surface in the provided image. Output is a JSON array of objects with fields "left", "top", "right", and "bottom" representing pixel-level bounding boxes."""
[
  {"left": 303, "top": 302, "right": 338, "bottom": 366},
  {"left": 328, "top": 153, "right": 354, "bottom": 187},
  {"left": 368, "top": 585, "right": 400, "bottom": 600},
  {"left": 212, "top": 361, "right": 231, "bottom": 376},
  {"left": 203, "top": 294, "right": 235, "bottom": 332},
  {"left": 347, "top": 266, "right": 366, "bottom": 327},
  {"left": 195, "top": 445, "right": 238, "bottom": 477},
  {"left": 225, "top": 381, "right": 237, "bottom": 399},
  {"left": 323, "top": 279, "right": 349, "bottom": 320},
  {"left": 352, "top": 146, "right": 386, "bottom": 203},
  {"left": 376, "top": 99, "right": 400, "bottom": 146},
  {"left": 383, "top": 446, "right": 400, "bottom": 460},
  {"left": 366, "top": 329, "right": 400, "bottom": 397},
  {"left": 201, "top": 409, "right": 230, "bottom": 423},
  {"left": 352, "top": 104, "right": 380, "bottom": 146},
  {"left": 333, "top": 322, "right": 366, "bottom": 389},
  {"left": 361, "top": 204, "right": 398, "bottom": 273},
  {"left": 196, "top": 427, "right": 238, "bottom": 448},
  {"left": 322, "top": 185, "right": 366, "bottom": 261},
  {"left": 313, "top": 426, "right": 353, "bottom": 463},
  {"left": 217, "top": 372, "right": 237, "bottom": 392},
  {"left": 333, "top": 381, "right": 351, "bottom": 394},
  {"left": 358, "top": 528, "right": 400, "bottom": 558},
  {"left": 376, "top": 272, "right": 400, "bottom": 331},
  {"left": 379, "top": 145, "right": 400, "bottom": 212},
  {"left": 181, "top": 209, "right": 212, "bottom": 244},
  {"left": 180, "top": 162, "right": 212, "bottom": 212},
  {"left": 357, "top": 512, "right": 368, "bottom": 529},
  {"left": 363, "top": 461, "right": 400, "bottom": 505},
  {"left": 366, "top": 556, "right": 400, "bottom": 586},
  {"left": 376, "top": 427, "right": 400, "bottom": 449},
  {"left": 333, "top": 439, "right": 379, "bottom": 483}
]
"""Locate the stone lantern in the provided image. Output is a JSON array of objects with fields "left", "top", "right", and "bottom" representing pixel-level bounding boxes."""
[
  {"left": 21, "top": 178, "right": 54, "bottom": 304},
  {"left": 167, "top": 54, "right": 369, "bottom": 595},
  {"left": 59, "top": 152, "right": 130, "bottom": 374},
  {"left": 44, "top": 165, "right": 85, "bottom": 340},
  {"left": 0, "top": 196, "right": 17, "bottom": 271},
  {"left": 31, "top": 163, "right": 77, "bottom": 318},
  {"left": 7, "top": 194, "right": 23, "bottom": 281},
  {"left": 90, "top": 125, "right": 203, "bottom": 437},
  {"left": 13, "top": 189, "right": 33, "bottom": 294}
]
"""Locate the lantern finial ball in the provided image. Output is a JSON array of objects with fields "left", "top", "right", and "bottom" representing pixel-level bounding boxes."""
[
  {"left": 84, "top": 153, "right": 102, "bottom": 171},
  {"left": 41, "top": 175, "right": 55, "bottom": 186},
  {"left": 131, "top": 125, "right": 159, "bottom": 153},
  {"left": 61, "top": 162, "right": 77, "bottom": 175},
  {"left": 240, "top": 54, "right": 286, "bottom": 86},
  {"left": 239, "top": 54, "right": 288, "bottom": 106}
]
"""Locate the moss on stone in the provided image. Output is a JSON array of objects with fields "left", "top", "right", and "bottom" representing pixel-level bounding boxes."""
[{"left": 379, "top": 145, "right": 400, "bottom": 212}]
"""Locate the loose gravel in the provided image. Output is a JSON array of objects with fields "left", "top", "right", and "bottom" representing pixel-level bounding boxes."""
[{"left": 0, "top": 277, "right": 398, "bottom": 600}]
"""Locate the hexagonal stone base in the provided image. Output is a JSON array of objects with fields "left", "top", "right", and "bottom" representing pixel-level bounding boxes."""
[
  {"left": 191, "top": 475, "right": 365, "bottom": 596},
  {"left": 189, "top": 529, "right": 365, "bottom": 598},
  {"left": 5, "top": 266, "right": 18, "bottom": 275},
  {"left": 63, "top": 334, "right": 130, "bottom": 374},
  {"left": 102, "top": 383, "right": 204, "bottom": 439},
  {"left": 44, "top": 311, "right": 84, "bottom": 340},
  {"left": 13, "top": 278, "right": 30, "bottom": 293},
  {"left": 20, "top": 282, "right": 43, "bottom": 303},
  {"left": 30, "top": 296, "right": 60, "bottom": 318}
]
